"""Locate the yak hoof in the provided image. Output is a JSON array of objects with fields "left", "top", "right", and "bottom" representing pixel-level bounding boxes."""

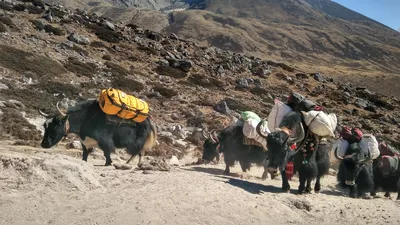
[{"left": 384, "top": 192, "right": 391, "bottom": 198}]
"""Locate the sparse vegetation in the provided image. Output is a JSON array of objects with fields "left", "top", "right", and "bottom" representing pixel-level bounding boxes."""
[
  {"left": 152, "top": 84, "right": 178, "bottom": 98},
  {"left": 63, "top": 57, "right": 97, "bottom": 77},
  {"left": 112, "top": 77, "right": 145, "bottom": 91},
  {"left": 155, "top": 65, "right": 187, "bottom": 79},
  {"left": 0, "top": 108, "right": 41, "bottom": 141},
  {"left": 0, "top": 45, "right": 67, "bottom": 76},
  {"left": 44, "top": 24, "right": 65, "bottom": 36},
  {"left": 105, "top": 62, "right": 130, "bottom": 76}
]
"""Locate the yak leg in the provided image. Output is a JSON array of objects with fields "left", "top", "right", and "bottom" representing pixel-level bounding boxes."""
[
  {"left": 349, "top": 185, "right": 357, "bottom": 198},
  {"left": 384, "top": 192, "right": 391, "bottom": 198},
  {"left": 397, "top": 190, "right": 400, "bottom": 200},
  {"left": 224, "top": 164, "right": 230, "bottom": 175},
  {"left": 261, "top": 167, "right": 269, "bottom": 180},
  {"left": 126, "top": 155, "right": 136, "bottom": 164},
  {"left": 298, "top": 172, "right": 306, "bottom": 194},
  {"left": 98, "top": 139, "right": 114, "bottom": 166},
  {"left": 239, "top": 160, "right": 251, "bottom": 179},
  {"left": 82, "top": 145, "right": 93, "bottom": 162},
  {"left": 314, "top": 176, "right": 321, "bottom": 193},
  {"left": 305, "top": 177, "right": 313, "bottom": 193},
  {"left": 281, "top": 170, "right": 291, "bottom": 193}
]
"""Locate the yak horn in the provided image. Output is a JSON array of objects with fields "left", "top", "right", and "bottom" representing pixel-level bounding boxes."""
[
  {"left": 256, "top": 120, "right": 268, "bottom": 139},
  {"left": 334, "top": 147, "right": 344, "bottom": 160},
  {"left": 38, "top": 109, "right": 50, "bottom": 118},
  {"left": 210, "top": 129, "right": 219, "bottom": 143},
  {"left": 202, "top": 129, "right": 210, "bottom": 139},
  {"left": 56, "top": 101, "right": 66, "bottom": 117}
]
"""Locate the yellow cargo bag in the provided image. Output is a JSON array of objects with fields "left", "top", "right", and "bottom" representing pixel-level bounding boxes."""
[{"left": 99, "top": 88, "right": 149, "bottom": 123}]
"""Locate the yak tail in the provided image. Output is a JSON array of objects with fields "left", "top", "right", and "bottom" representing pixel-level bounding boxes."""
[{"left": 142, "top": 117, "right": 158, "bottom": 152}]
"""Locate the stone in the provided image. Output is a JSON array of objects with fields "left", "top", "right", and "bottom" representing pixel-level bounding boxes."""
[
  {"left": 213, "top": 100, "right": 231, "bottom": 114},
  {"left": 5, "top": 100, "right": 25, "bottom": 109},
  {"left": 0, "top": 82, "right": 9, "bottom": 90},
  {"left": 236, "top": 78, "right": 249, "bottom": 89},
  {"left": 174, "top": 140, "right": 188, "bottom": 149},
  {"left": 170, "top": 33, "right": 179, "bottom": 40},
  {"left": 168, "top": 156, "right": 180, "bottom": 166},
  {"left": 66, "top": 141, "right": 82, "bottom": 149},
  {"left": 295, "top": 73, "right": 308, "bottom": 79},
  {"left": 354, "top": 98, "right": 368, "bottom": 108},
  {"left": 167, "top": 59, "right": 192, "bottom": 72},
  {"left": 31, "top": 19, "right": 46, "bottom": 30},
  {"left": 113, "top": 163, "right": 132, "bottom": 170},
  {"left": 67, "top": 33, "right": 90, "bottom": 45},
  {"left": 312, "top": 73, "right": 325, "bottom": 82},
  {"left": 103, "top": 20, "right": 115, "bottom": 30},
  {"left": 171, "top": 112, "right": 181, "bottom": 120}
]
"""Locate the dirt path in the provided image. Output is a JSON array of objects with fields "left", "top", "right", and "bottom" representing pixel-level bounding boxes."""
[{"left": 1, "top": 144, "right": 400, "bottom": 225}]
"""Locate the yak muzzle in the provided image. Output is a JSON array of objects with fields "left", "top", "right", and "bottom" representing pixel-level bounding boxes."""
[{"left": 345, "top": 180, "right": 355, "bottom": 186}]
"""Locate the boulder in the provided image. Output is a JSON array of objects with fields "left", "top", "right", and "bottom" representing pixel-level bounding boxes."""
[
  {"left": 167, "top": 59, "right": 192, "bottom": 72},
  {"left": 213, "top": 100, "right": 231, "bottom": 114},
  {"left": 67, "top": 33, "right": 90, "bottom": 45},
  {"left": 66, "top": 141, "right": 82, "bottom": 149},
  {"left": 167, "top": 156, "right": 180, "bottom": 166},
  {"left": 0, "top": 82, "right": 9, "bottom": 90}
]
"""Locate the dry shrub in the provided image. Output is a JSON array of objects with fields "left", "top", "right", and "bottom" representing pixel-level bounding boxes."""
[
  {"left": 112, "top": 77, "right": 145, "bottom": 91},
  {"left": 0, "top": 15, "right": 14, "bottom": 27},
  {"left": 105, "top": 62, "right": 130, "bottom": 76},
  {"left": 44, "top": 24, "right": 65, "bottom": 35},
  {"left": 0, "top": 108, "right": 41, "bottom": 141},
  {"left": 90, "top": 41, "right": 107, "bottom": 48},
  {"left": 33, "top": 80, "right": 82, "bottom": 98},
  {"left": 71, "top": 45, "right": 89, "bottom": 56},
  {"left": 102, "top": 54, "right": 112, "bottom": 60},
  {"left": 152, "top": 84, "right": 178, "bottom": 98},
  {"left": 87, "top": 23, "right": 122, "bottom": 43},
  {"left": 0, "top": 45, "right": 67, "bottom": 76},
  {"left": 0, "top": 87, "right": 57, "bottom": 111},
  {"left": 154, "top": 65, "right": 187, "bottom": 79},
  {"left": 63, "top": 57, "right": 97, "bottom": 77},
  {"left": 188, "top": 73, "right": 225, "bottom": 89}
]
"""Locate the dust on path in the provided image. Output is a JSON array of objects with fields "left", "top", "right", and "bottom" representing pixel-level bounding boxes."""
[{"left": 0, "top": 144, "right": 400, "bottom": 225}]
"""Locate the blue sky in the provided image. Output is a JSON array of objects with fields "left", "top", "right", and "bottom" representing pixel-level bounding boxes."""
[{"left": 332, "top": 0, "right": 399, "bottom": 30}]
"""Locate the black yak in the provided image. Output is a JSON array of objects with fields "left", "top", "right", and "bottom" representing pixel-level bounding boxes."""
[
  {"left": 202, "top": 125, "right": 269, "bottom": 179},
  {"left": 38, "top": 99, "right": 157, "bottom": 166}
]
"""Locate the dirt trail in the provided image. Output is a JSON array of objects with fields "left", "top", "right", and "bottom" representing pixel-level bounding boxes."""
[{"left": 1, "top": 143, "right": 400, "bottom": 225}]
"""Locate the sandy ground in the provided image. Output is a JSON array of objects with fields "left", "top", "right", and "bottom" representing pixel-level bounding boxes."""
[{"left": 1, "top": 142, "right": 400, "bottom": 225}]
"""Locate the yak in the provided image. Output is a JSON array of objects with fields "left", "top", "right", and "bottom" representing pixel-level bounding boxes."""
[
  {"left": 202, "top": 125, "right": 269, "bottom": 180},
  {"left": 335, "top": 143, "right": 374, "bottom": 198},
  {"left": 256, "top": 111, "right": 331, "bottom": 194},
  {"left": 38, "top": 99, "right": 157, "bottom": 166},
  {"left": 370, "top": 155, "right": 400, "bottom": 200}
]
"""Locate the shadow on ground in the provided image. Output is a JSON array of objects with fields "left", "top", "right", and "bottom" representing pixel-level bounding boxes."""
[{"left": 217, "top": 176, "right": 284, "bottom": 194}]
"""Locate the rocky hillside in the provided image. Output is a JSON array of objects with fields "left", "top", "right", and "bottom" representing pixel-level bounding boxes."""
[{"left": 0, "top": 0, "right": 399, "bottom": 155}]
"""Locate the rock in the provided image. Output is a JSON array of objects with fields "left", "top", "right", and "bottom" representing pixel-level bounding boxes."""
[
  {"left": 174, "top": 140, "right": 188, "bottom": 149},
  {"left": 0, "top": 109, "right": 3, "bottom": 116},
  {"left": 0, "top": 101, "right": 5, "bottom": 108},
  {"left": 167, "top": 59, "right": 192, "bottom": 72},
  {"left": 0, "top": 82, "right": 9, "bottom": 90},
  {"left": 67, "top": 33, "right": 90, "bottom": 45},
  {"left": 103, "top": 20, "right": 115, "bottom": 30},
  {"left": 113, "top": 163, "right": 132, "bottom": 170},
  {"left": 312, "top": 73, "right": 325, "bottom": 82},
  {"left": 66, "top": 141, "right": 82, "bottom": 149},
  {"left": 170, "top": 33, "right": 179, "bottom": 40},
  {"left": 31, "top": 19, "right": 46, "bottom": 30},
  {"left": 171, "top": 112, "right": 181, "bottom": 120},
  {"left": 213, "top": 100, "right": 231, "bottom": 114},
  {"left": 167, "top": 156, "right": 180, "bottom": 166},
  {"left": 289, "top": 198, "right": 312, "bottom": 211},
  {"left": 158, "top": 58, "right": 169, "bottom": 66},
  {"left": 171, "top": 125, "right": 187, "bottom": 139},
  {"left": 61, "top": 41, "right": 74, "bottom": 48},
  {"left": 147, "top": 32, "right": 163, "bottom": 41},
  {"left": 236, "top": 78, "right": 249, "bottom": 89},
  {"left": 138, "top": 158, "right": 170, "bottom": 171},
  {"left": 354, "top": 98, "right": 368, "bottom": 108},
  {"left": 158, "top": 132, "right": 175, "bottom": 145},
  {"left": 4, "top": 100, "right": 25, "bottom": 109},
  {"left": 296, "top": 73, "right": 308, "bottom": 79}
]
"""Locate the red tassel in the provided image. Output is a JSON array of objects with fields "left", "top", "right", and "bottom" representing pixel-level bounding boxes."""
[{"left": 285, "top": 161, "right": 294, "bottom": 180}]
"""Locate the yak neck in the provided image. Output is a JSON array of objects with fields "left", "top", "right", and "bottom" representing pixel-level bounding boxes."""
[{"left": 65, "top": 99, "right": 97, "bottom": 134}]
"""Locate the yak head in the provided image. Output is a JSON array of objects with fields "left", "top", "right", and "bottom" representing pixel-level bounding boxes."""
[
  {"left": 201, "top": 129, "right": 220, "bottom": 163},
  {"left": 335, "top": 142, "right": 371, "bottom": 186},
  {"left": 38, "top": 102, "right": 69, "bottom": 148},
  {"left": 256, "top": 118, "right": 305, "bottom": 179}
]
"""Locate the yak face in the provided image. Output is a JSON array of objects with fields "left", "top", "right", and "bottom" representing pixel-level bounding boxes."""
[
  {"left": 267, "top": 131, "right": 290, "bottom": 178},
  {"left": 41, "top": 115, "right": 69, "bottom": 148},
  {"left": 337, "top": 143, "right": 371, "bottom": 186},
  {"left": 202, "top": 139, "right": 220, "bottom": 162}
]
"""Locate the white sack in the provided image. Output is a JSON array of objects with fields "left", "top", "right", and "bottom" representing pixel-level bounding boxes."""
[
  {"left": 332, "top": 138, "right": 349, "bottom": 158},
  {"left": 267, "top": 99, "right": 293, "bottom": 132},
  {"left": 359, "top": 134, "right": 380, "bottom": 159},
  {"left": 243, "top": 119, "right": 270, "bottom": 139},
  {"left": 302, "top": 110, "right": 337, "bottom": 137}
]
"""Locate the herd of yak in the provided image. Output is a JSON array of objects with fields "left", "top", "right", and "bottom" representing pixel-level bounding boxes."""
[{"left": 37, "top": 92, "right": 400, "bottom": 200}]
